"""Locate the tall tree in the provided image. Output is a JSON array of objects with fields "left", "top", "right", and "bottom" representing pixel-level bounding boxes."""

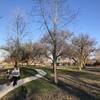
[
  {"left": 20, "top": 41, "right": 46, "bottom": 66},
  {"left": 32, "top": 0, "right": 77, "bottom": 83},
  {"left": 3, "top": 14, "right": 26, "bottom": 67},
  {"left": 71, "top": 33, "right": 96, "bottom": 70},
  {"left": 41, "top": 30, "right": 72, "bottom": 83},
  {"left": 31, "top": 42, "right": 46, "bottom": 65}
]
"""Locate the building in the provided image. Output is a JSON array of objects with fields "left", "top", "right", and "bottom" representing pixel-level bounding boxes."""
[
  {"left": 96, "top": 49, "right": 100, "bottom": 61},
  {"left": 0, "top": 49, "right": 10, "bottom": 61}
]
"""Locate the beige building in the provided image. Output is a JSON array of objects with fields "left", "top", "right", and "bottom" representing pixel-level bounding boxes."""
[
  {"left": 95, "top": 49, "right": 100, "bottom": 61},
  {"left": 0, "top": 49, "right": 10, "bottom": 68}
]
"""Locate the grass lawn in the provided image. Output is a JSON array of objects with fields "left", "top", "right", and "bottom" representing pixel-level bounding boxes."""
[
  {"left": 56, "top": 67, "right": 100, "bottom": 81},
  {"left": 26, "top": 66, "right": 100, "bottom": 85},
  {"left": 0, "top": 66, "right": 79, "bottom": 100},
  {"left": 39, "top": 66, "right": 100, "bottom": 80},
  {"left": 1, "top": 78, "right": 79, "bottom": 100},
  {"left": 0, "top": 67, "right": 37, "bottom": 85},
  {"left": 39, "top": 67, "right": 100, "bottom": 99},
  {"left": 1, "top": 66, "right": 100, "bottom": 100}
]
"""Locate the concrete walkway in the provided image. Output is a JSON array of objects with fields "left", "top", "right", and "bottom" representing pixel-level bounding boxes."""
[{"left": 0, "top": 69, "right": 47, "bottom": 99}]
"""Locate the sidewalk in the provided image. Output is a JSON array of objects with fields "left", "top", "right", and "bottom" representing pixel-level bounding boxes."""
[{"left": 0, "top": 69, "right": 46, "bottom": 99}]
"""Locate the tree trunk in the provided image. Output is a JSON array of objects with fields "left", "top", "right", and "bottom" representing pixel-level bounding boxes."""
[
  {"left": 79, "top": 61, "right": 84, "bottom": 71},
  {"left": 26, "top": 61, "right": 29, "bottom": 66},
  {"left": 52, "top": 62, "right": 55, "bottom": 71},
  {"left": 53, "top": 61, "right": 58, "bottom": 83},
  {"left": 14, "top": 60, "right": 18, "bottom": 67},
  {"left": 79, "top": 65, "right": 82, "bottom": 71},
  {"left": 83, "top": 60, "right": 86, "bottom": 69}
]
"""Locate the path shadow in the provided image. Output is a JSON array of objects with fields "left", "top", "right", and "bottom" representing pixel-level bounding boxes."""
[{"left": 12, "top": 86, "right": 28, "bottom": 100}]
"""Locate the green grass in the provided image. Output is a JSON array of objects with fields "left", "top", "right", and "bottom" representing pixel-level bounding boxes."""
[
  {"left": 20, "top": 67, "right": 37, "bottom": 78},
  {"left": 1, "top": 66, "right": 100, "bottom": 100},
  {"left": 25, "top": 78, "right": 58, "bottom": 93},
  {"left": 24, "top": 66, "right": 100, "bottom": 82},
  {"left": 0, "top": 66, "right": 79, "bottom": 100},
  {"left": 57, "top": 68, "right": 100, "bottom": 81},
  {"left": 1, "top": 78, "right": 78, "bottom": 100}
]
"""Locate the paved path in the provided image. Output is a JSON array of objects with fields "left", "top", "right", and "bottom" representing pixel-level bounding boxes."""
[{"left": 0, "top": 69, "right": 47, "bottom": 99}]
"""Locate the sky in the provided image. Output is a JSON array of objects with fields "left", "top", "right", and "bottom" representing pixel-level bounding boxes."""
[{"left": 0, "top": 0, "right": 100, "bottom": 46}]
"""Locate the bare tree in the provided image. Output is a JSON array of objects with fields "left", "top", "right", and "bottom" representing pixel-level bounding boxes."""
[
  {"left": 30, "top": 42, "right": 46, "bottom": 65},
  {"left": 41, "top": 30, "right": 72, "bottom": 83},
  {"left": 70, "top": 33, "right": 96, "bottom": 71},
  {"left": 32, "top": 0, "right": 77, "bottom": 83},
  {"left": 20, "top": 41, "right": 46, "bottom": 66},
  {"left": 3, "top": 13, "right": 26, "bottom": 67}
]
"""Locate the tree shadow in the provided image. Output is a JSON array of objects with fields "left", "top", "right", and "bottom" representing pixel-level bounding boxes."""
[
  {"left": 44, "top": 75, "right": 100, "bottom": 100},
  {"left": 12, "top": 86, "right": 28, "bottom": 100},
  {"left": 59, "top": 73, "right": 100, "bottom": 90},
  {"left": 57, "top": 79, "right": 99, "bottom": 100}
]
